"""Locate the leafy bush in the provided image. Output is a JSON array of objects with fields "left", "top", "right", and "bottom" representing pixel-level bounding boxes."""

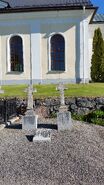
[
  {"left": 84, "top": 110, "right": 104, "bottom": 126},
  {"left": 72, "top": 110, "right": 104, "bottom": 126},
  {"left": 72, "top": 113, "right": 84, "bottom": 122},
  {"left": 49, "top": 112, "right": 57, "bottom": 118}
]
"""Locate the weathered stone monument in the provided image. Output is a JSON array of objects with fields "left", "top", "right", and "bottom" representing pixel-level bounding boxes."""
[
  {"left": 56, "top": 82, "right": 67, "bottom": 112},
  {"left": 33, "top": 129, "right": 51, "bottom": 142},
  {"left": 22, "top": 84, "right": 38, "bottom": 130},
  {"left": 57, "top": 83, "right": 72, "bottom": 131}
]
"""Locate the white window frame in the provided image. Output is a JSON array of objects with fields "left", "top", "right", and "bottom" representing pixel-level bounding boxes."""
[
  {"left": 48, "top": 32, "right": 67, "bottom": 72},
  {"left": 7, "top": 34, "right": 24, "bottom": 73}
]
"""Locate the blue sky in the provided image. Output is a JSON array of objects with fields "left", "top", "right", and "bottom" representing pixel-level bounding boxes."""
[{"left": 91, "top": 0, "right": 104, "bottom": 13}]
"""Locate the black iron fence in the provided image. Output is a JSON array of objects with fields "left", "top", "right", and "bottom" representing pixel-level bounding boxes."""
[{"left": 0, "top": 98, "right": 17, "bottom": 124}]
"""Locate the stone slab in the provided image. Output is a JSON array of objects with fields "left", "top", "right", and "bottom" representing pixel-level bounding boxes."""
[
  {"left": 57, "top": 111, "right": 72, "bottom": 131},
  {"left": 33, "top": 129, "right": 51, "bottom": 142}
]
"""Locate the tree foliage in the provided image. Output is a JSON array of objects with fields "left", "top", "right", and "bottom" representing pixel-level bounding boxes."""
[{"left": 91, "top": 28, "right": 104, "bottom": 82}]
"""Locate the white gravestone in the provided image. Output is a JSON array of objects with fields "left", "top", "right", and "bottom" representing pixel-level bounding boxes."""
[
  {"left": 56, "top": 83, "right": 67, "bottom": 111},
  {"left": 56, "top": 83, "right": 65, "bottom": 106},
  {"left": 57, "top": 111, "right": 72, "bottom": 131},
  {"left": 27, "top": 84, "right": 34, "bottom": 109},
  {"left": 57, "top": 83, "right": 72, "bottom": 131},
  {"left": 22, "top": 84, "right": 38, "bottom": 131}
]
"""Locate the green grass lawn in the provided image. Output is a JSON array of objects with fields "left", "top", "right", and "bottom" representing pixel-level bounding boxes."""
[{"left": 0, "top": 83, "right": 104, "bottom": 98}]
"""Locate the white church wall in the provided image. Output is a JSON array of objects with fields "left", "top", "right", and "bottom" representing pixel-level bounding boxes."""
[
  {"left": 37, "top": 9, "right": 94, "bottom": 84},
  {"left": 89, "top": 23, "right": 104, "bottom": 80},
  {"left": 0, "top": 9, "right": 95, "bottom": 84},
  {"left": 89, "top": 23, "right": 104, "bottom": 38},
  {"left": 41, "top": 23, "right": 76, "bottom": 82},
  {"left": 0, "top": 24, "right": 31, "bottom": 84}
]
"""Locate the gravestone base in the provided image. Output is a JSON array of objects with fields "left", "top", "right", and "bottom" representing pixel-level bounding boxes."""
[
  {"left": 59, "top": 105, "right": 68, "bottom": 112},
  {"left": 22, "top": 109, "right": 38, "bottom": 131},
  {"left": 57, "top": 111, "right": 72, "bottom": 131},
  {"left": 33, "top": 129, "right": 51, "bottom": 142}
]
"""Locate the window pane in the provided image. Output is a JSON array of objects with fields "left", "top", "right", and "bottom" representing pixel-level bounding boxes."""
[
  {"left": 10, "top": 36, "right": 23, "bottom": 72},
  {"left": 51, "top": 34, "right": 65, "bottom": 71}
]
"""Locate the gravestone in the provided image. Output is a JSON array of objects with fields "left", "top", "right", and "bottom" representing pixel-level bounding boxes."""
[
  {"left": 56, "top": 82, "right": 65, "bottom": 106},
  {"left": 33, "top": 129, "right": 51, "bottom": 142},
  {"left": 56, "top": 82, "right": 67, "bottom": 111},
  {"left": 57, "top": 83, "right": 72, "bottom": 131},
  {"left": 22, "top": 84, "right": 38, "bottom": 131},
  {"left": 57, "top": 111, "right": 72, "bottom": 131},
  {"left": 0, "top": 86, "right": 4, "bottom": 94}
]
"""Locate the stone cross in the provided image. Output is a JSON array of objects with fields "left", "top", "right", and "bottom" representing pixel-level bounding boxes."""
[
  {"left": 22, "top": 84, "right": 38, "bottom": 131},
  {"left": 27, "top": 84, "right": 34, "bottom": 110},
  {"left": 57, "top": 83, "right": 66, "bottom": 106}
]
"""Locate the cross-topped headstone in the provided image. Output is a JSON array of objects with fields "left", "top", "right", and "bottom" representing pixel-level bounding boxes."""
[
  {"left": 56, "top": 83, "right": 72, "bottom": 131},
  {"left": 27, "top": 84, "right": 34, "bottom": 110},
  {"left": 24, "top": 84, "right": 37, "bottom": 109},
  {"left": 57, "top": 82, "right": 66, "bottom": 106},
  {"left": 22, "top": 84, "right": 38, "bottom": 131}
]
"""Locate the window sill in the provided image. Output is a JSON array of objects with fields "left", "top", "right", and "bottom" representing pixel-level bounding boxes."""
[
  {"left": 6, "top": 71, "right": 24, "bottom": 75},
  {"left": 47, "top": 70, "right": 66, "bottom": 74}
]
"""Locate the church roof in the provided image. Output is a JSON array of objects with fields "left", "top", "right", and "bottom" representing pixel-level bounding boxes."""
[
  {"left": 3, "top": 0, "right": 93, "bottom": 8},
  {"left": 0, "top": 0, "right": 96, "bottom": 14},
  {"left": 93, "top": 14, "right": 104, "bottom": 23}
]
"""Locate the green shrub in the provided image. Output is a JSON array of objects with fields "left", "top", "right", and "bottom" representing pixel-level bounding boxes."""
[
  {"left": 72, "top": 110, "right": 104, "bottom": 126},
  {"left": 91, "top": 28, "right": 104, "bottom": 82},
  {"left": 72, "top": 113, "right": 85, "bottom": 122},
  {"left": 50, "top": 112, "right": 57, "bottom": 118},
  {"left": 85, "top": 110, "right": 104, "bottom": 126},
  {"left": 91, "top": 118, "right": 104, "bottom": 126}
]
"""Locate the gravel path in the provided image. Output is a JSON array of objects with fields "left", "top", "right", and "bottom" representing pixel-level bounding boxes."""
[{"left": 0, "top": 119, "right": 104, "bottom": 185}]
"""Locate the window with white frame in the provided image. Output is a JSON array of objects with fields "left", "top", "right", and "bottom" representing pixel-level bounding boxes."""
[
  {"left": 10, "top": 35, "right": 24, "bottom": 72},
  {"left": 50, "top": 34, "right": 65, "bottom": 71}
]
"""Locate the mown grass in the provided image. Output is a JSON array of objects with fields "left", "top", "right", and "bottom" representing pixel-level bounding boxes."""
[
  {"left": 0, "top": 85, "right": 27, "bottom": 98},
  {"left": 0, "top": 83, "right": 104, "bottom": 98}
]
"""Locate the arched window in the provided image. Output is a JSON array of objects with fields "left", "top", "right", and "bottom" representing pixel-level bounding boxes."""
[
  {"left": 10, "top": 36, "right": 23, "bottom": 72},
  {"left": 51, "top": 34, "right": 65, "bottom": 71}
]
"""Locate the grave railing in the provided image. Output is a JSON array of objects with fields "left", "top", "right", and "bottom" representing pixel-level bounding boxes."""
[{"left": 0, "top": 98, "right": 17, "bottom": 124}]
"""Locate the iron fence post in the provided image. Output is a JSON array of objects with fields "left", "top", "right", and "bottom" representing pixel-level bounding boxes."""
[{"left": 4, "top": 100, "right": 7, "bottom": 125}]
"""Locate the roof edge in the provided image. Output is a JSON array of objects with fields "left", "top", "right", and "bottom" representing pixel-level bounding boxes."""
[
  {"left": 0, "top": 5, "right": 96, "bottom": 14},
  {"left": 90, "top": 7, "right": 100, "bottom": 24},
  {"left": 91, "top": 13, "right": 104, "bottom": 24},
  {"left": 0, "top": 0, "right": 10, "bottom": 8}
]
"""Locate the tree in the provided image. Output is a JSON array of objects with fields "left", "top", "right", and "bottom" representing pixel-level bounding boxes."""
[{"left": 91, "top": 28, "right": 104, "bottom": 82}]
